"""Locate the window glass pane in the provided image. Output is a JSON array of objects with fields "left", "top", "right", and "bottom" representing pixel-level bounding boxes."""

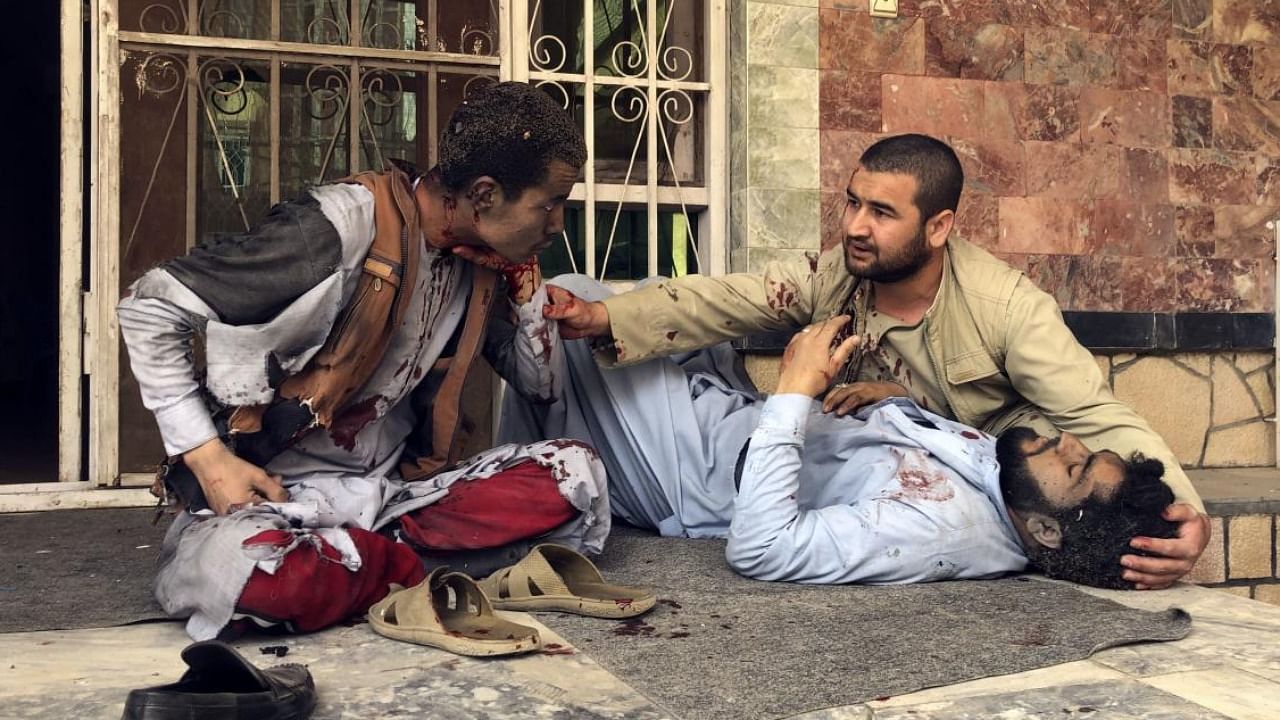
[
  {"left": 280, "top": 63, "right": 353, "bottom": 193},
  {"left": 196, "top": 59, "right": 273, "bottom": 241},
  {"left": 280, "top": 0, "right": 351, "bottom": 45},
  {"left": 531, "top": 0, "right": 586, "bottom": 75}
]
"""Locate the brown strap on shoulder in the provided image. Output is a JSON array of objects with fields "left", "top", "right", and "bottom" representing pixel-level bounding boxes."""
[{"left": 400, "top": 267, "right": 499, "bottom": 481}]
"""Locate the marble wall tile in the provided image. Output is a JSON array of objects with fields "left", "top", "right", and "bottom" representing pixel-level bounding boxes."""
[
  {"left": 1125, "top": 147, "right": 1171, "bottom": 203},
  {"left": 1118, "top": 38, "right": 1170, "bottom": 92},
  {"left": 882, "top": 74, "right": 985, "bottom": 139},
  {"left": 1019, "top": 253, "right": 1075, "bottom": 307},
  {"left": 749, "top": 127, "right": 821, "bottom": 189},
  {"left": 1001, "top": 0, "right": 1092, "bottom": 30},
  {"left": 1212, "top": 0, "right": 1280, "bottom": 45},
  {"left": 747, "top": 188, "right": 823, "bottom": 248},
  {"left": 953, "top": 190, "right": 1000, "bottom": 250},
  {"left": 819, "top": 9, "right": 924, "bottom": 73},
  {"left": 820, "top": 191, "right": 845, "bottom": 251},
  {"left": 1167, "top": 40, "right": 1254, "bottom": 96},
  {"left": 750, "top": 65, "right": 821, "bottom": 129},
  {"left": 1258, "top": 160, "right": 1280, "bottom": 205},
  {"left": 1091, "top": 202, "right": 1176, "bottom": 257},
  {"left": 746, "top": 246, "right": 818, "bottom": 272},
  {"left": 749, "top": 2, "right": 819, "bottom": 68},
  {"left": 982, "top": 82, "right": 1082, "bottom": 142},
  {"left": 1088, "top": 0, "right": 1173, "bottom": 39},
  {"left": 1212, "top": 97, "right": 1280, "bottom": 154},
  {"left": 1176, "top": 257, "right": 1272, "bottom": 312},
  {"left": 1175, "top": 205, "right": 1216, "bottom": 256},
  {"left": 819, "top": 70, "right": 883, "bottom": 132},
  {"left": 1253, "top": 47, "right": 1280, "bottom": 101},
  {"left": 1025, "top": 28, "right": 1118, "bottom": 87},
  {"left": 1213, "top": 205, "right": 1278, "bottom": 260},
  {"left": 950, "top": 138, "right": 1025, "bottom": 196},
  {"left": 924, "top": 19, "right": 1024, "bottom": 81},
  {"left": 819, "top": 129, "right": 879, "bottom": 191},
  {"left": 1067, "top": 255, "right": 1127, "bottom": 311},
  {"left": 1080, "top": 89, "right": 1172, "bottom": 147},
  {"left": 1120, "top": 257, "right": 1181, "bottom": 312},
  {"left": 998, "top": 196, "right": 1092, "bottom": 254},
  {"left": 1168, "top": 148, "right": 1257, "bottom": 205},
  {"left": 1173, "top": 0, "right": 1213, "bottom": 39},
  {"left": 1172, "top": 95, "right": 1213, "bottom": 147},
  {"left": 1024, "top": 141, "right": 1125, "bottom": 199}
]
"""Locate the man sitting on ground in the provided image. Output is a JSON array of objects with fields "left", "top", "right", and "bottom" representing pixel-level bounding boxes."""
[{"left": 501, "top": 291, "right": 1175, "bottom": 588}]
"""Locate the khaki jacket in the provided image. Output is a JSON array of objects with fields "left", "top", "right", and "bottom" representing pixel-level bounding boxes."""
[{"left": 601, "top": 238, "right": 1202, "bottom": 511}]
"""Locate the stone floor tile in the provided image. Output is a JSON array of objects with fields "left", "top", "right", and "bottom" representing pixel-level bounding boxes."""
[
  {"left": 1144, "top": 667, "right": 1280, "bottom": 720},
  {"left": 863, "top": 661, "right": 1128, "bottom": 708},
  {"left": 870, "top": 679, "right": 1232, "bottom": 719}
]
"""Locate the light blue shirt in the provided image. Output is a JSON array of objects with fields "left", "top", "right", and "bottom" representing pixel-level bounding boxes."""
[{"left": 726, "top": 396, "right": 1028, "bottom": 584}]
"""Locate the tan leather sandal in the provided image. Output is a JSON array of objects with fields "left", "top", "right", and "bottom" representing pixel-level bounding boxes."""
[{"left": 477, "top": 543, "right": 656, "bottom": 619}]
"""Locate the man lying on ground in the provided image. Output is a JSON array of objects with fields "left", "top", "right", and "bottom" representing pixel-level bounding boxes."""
[
  {"left": 500, "top": 279, "right": 1175, "bottom": 588},
  {"left": 541, "top": 133, "right": 1207, "bottom": 589}
]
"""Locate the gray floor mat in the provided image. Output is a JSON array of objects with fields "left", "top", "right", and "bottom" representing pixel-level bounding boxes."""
[
  {"left": 0, "top": 508, "right": 172, "bottom": 633},
  {"left": 537, "top": 528, "right": 1192, "bottom": 720}
]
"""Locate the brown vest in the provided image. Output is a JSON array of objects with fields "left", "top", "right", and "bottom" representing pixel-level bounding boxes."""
[{"left": 228, "top": 168, "right": 498, "bottom": 479}]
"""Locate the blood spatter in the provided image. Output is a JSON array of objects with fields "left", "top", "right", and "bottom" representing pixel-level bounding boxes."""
[
  {"left": 766, "top": 279, "right": 799, "bottom": 314},
  {"left": 665, "top": 330, "right": 679, "bottom": 341},
  {"left": 661, "top": 284, "right": 680, "bottom": 302},
  {"left": 960, "top": 431, "right": 980, "bottom": 439},
  {"left": 328, "top": 395, "right": 383, "bottom": 451},
  {"left": 805, "top": 250, "right": 819, "bottom": 274}
]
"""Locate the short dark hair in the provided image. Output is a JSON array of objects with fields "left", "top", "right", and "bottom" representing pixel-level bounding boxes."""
[
  {"left": 859, "top": 134, "right": 964, "bottom": 222},
  {"left": 996, "top": 427, "right": 1178, "bottom": 589},
  {"left": 437, "top": 81, "right": 586, "bottom": 199}
]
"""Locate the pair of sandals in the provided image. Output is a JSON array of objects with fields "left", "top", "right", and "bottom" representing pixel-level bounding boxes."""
[{"left": 367, "top": 543, "right": 655, "bottom": 657}]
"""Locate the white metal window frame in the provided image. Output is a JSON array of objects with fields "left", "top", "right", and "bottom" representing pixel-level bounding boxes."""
[
  {"left": 43, "top": 0, "right": 726, "bottom": 502},
  {"left": 513, "top": 1, "right": 727, "bottom": 281}
]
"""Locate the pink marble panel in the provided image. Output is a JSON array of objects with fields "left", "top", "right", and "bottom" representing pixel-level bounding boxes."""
[
  {"left": 821, "top": 191, "right": 846, "bottom": 252},
  {"left": 1214, "top": 205, "right": 1279, "bottom": 260},
  {"left": 1025, "top": 28, "right": 1118, "bottom": 87},
  {"left": 1019, "top": 253, "right": 1076, "bottom": 307},
  {"left": 1068, "top": 255, "right": 1127, "bottom": 311},
  {"left": 1090, "top": 201, "right": 1176, "bottom": 257},
  {"left": 1212, "top": 0, "right": 1280, "bottom": 45},
  {"left": 882, "top": 74, "right": 986, "bottom": 140},
  {"left": 1177, "top": 258, "right": 1273, "bottom": 312},
  {"left": 1253, "top": 47, "right": 1280, "bottom": 100},
  {"left": 1024, "top": 141, "right": 1125, "bottom": 200},
  {"left": 820, "top": 129, "right": 880, "bottom": 192},
  {"left": 1168, "top": 148, "right": 1258, "bottom": 204},
  {"left": 1080, "top": 89, "right": 1172, "bottom": 147},
  {"left": 1175, "top": 205, "right": 1216, "bottom": 256},
  {"left": 1172, "top": 94, "right": 1213, "bottom": 147},
  {"left": 820, "top": 9, "right": 925, "bottom": 74},
  {"left": 1089, "top": 0, "right": 1173, "bottom": 39},
  {"left": 1167, "top": 41, "right": 1255, "bottom": 96},
  {"left": 1117, "top": 38, "right": 1169, "bottom": 92},
  {"left": 1173, "top": 0, "right": 1212, "bottom": 40},
  {"left": 1212, "top": 97, "right": 1280, "bottom": 154},
  {"left": 998, "top": 196, "right": 1092, "bottom": 254},
  {"left": 820, "top": 70, "right": 884, "bottom": 132},
  {"left": 982, "top": 83, "right": 1082, "bottom": 142},
  {"left": 1001, "top": 0, "right": 1092, "bottom": 30},
  {"left": 1260, "top": 160, "right": 1280, "bottom": 206},
  {"left": 1124, "top": 148, "right": 1171, "bottom": 204},
  {"left": 950, "top": 138, "right": 1025, "bottom": 196},
  {"left": 1120, "top": 257, "right": 1181, "bottom": 312},
  {"left": 924, "top": 19, "right": 1023, "bottom": 81},
  {"left": 953, "top": 190, "right": 1000, "bottom": 251}
]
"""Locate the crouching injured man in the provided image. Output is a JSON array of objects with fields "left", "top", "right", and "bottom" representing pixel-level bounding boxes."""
[
  {"left": 117, "top": 83, "right": 610, "bottom": 641},
  {"left": 500, "top": 278, "right": 1177, "bottom": 588}
]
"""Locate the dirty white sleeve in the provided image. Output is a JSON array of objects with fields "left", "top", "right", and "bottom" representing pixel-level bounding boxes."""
[
  {"left": 117, "top": 274, "right": 220, "bottom": 457},
  {"left": 507, "top": 284, "right": 563, "bottom": 402},
  {"left": 725, "top": 394, "right": 946, "bottom": 585}
]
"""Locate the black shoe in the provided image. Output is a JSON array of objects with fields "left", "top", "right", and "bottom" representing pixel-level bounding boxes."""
[{"left": 122, "top": 640, "right": 316, "bottom": 720}]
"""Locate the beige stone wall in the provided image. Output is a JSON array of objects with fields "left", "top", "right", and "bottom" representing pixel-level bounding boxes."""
[
  {"left": 745, "top": 349, "right": 1276, "bottom": 467},
  {"left": 1187, "top": 512, "right": 1280, "bottom": 606}
]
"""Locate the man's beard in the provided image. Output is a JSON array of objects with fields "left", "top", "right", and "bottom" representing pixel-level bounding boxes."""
[{"left": 844, "top": 224, "right": 930, "bottom": 283}]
